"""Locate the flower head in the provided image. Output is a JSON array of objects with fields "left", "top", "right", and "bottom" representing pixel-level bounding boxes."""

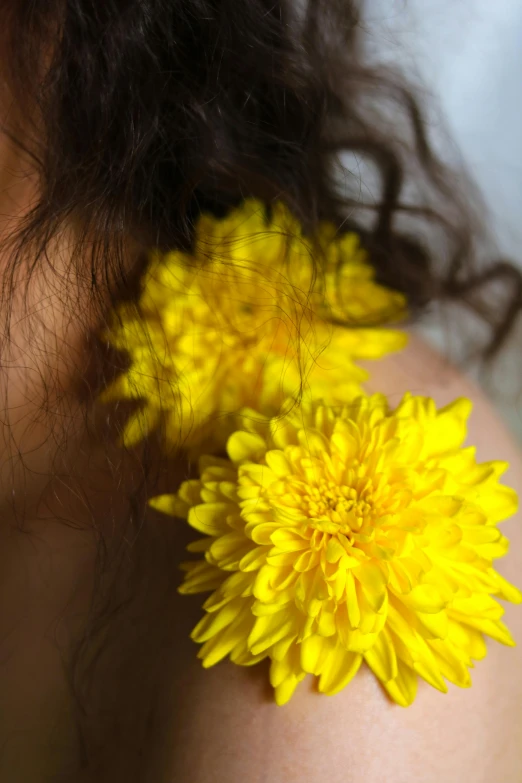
[
  {"left": 151, "top": 394, "right": 521, "bottom": 706},
  {"left": 102, "top": 200, "right": 407, "bottom": 450}
]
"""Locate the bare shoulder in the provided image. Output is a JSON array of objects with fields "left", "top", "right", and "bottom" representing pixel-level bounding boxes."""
[
  {"left": 167, "top": 334, "right": 522, "bottom": 783},
  {"left": 363, "top": 331, "right": 522, "bottom": 473}
]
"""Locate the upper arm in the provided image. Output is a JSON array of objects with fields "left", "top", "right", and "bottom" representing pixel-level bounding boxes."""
[{"left": 164, "top": 334, "right": 522, "bottom": 783}]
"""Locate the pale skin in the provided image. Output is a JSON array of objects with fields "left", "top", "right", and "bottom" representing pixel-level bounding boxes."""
[{"left": 1, "top": 87, "right": 522, "bottom": 783}]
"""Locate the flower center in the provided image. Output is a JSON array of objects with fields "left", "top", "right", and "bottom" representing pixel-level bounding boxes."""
[
  {"left": 211, "top": 294, "right": 294, "bottom": 354},
  {"left": 303, "top": 481, "right": 373, "bottom": 536}
]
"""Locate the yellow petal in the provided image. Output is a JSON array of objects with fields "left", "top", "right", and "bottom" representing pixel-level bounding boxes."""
[
  {"left": 149, "top": 493, "right": 190, "bottom": 519},
  {"left": 227, "top": 431, "right": 267, "bottom": 464},
  {"left": 412, "top": 645, "right": 448, "bottom": 693},
  {"left": 274, "top": 675, "right": 302, "bottom": 706},
  {"left": 470, "top": 484, "right": 518, "bottom": 524},
  {"left": 345, "top": 571, "right": 361, "bottom": 628},
  {"left": 344, "top": 628, "right": 380, "bottom": 653},
  {"left": 270, "top": 528, "right": 310, "bottom": 552},
  {"left": 295, "top": 568, "right": 330, "bottom": 607},
  {"left": 251, "top": 596, "right": 292, "bottom": 616},
  {"left": 239, "top": 546, "right": 269, "bottom": 572},
  {"left": 264, "top": 450, "right": 292, "bottom": 477},
  {"left": 191, "top": 598, "right": 245, "bottom": 642},
  {"left": 208, "top": 532, "right": 252, "bottom": 570},
  {"left": 248, "top": 613, "right": 295, "bottom": 656},
  {"left": 447, "top": 614, "right": 516, "bottom": 647},
  {"left": 317, "top": 611, "right": 337, "bottom": 637},
  {"left": 381, "top": 659, "right": 418, "bottom": 707},
  {"left": 229, "top": 643, "right": 266, "bottom": 667},
  {"left": 203, "top": 571, "right": 253, "bottom": 611},
  {"left": 178, "top": 561, "right": 225, "bottom": 594},
  {"left": 446, "top": 620, "right": 487, "bottom": 661},
  {"left": 122, "top": 405, "right": 160, "bottom": 447},
  {"left": 300, "top": 635, "right": 331, "bottom": 675},
  {"left": 317, "top": 648, "right": 362, "bottom": 695},
  {"left": 270, "top": 656, "right": 296, "bottom": 689},
  {"left": 186, "top": 536, "right": 213, "bottom": 553},
  {"left": 364, "top": 630, "right": 398, "bottom": 683},
  {"left": 325, "top": 537, "right": 348, "bottom": 564},
  {"left": 420, "top": 397, "right": 472, "bottom": 458},
  {"left": 400, "top": 584, "right": 447, "bottom": 614},
  {"left": 271, "top": 634, "right": 297, "bottom": 663},
  {"left": 180, "top": 479, "right": 207, "bottom": 506},
  {"left": 199, "top": 608, "right": 256, "bottom": 668},
  {"left": 427, "top": 639, "right": 472, "bottom": 688},
  {"left": 451, "top": 594, "right": 504, "bottom": 621},
  {"left": 415, "top": 610, "right": 449, "bottom": 640},
  {"left": 461, "top": 525, "right": 502, "bottom": 545},
  {"left": 187, "top": 502, "right": 232, "bottom": 535},
  {"left": 353, "top": 562, "right": 387, "bottom": 599},
  {"left": 493, "top": 571, "right": 522, "bottom": 604}
]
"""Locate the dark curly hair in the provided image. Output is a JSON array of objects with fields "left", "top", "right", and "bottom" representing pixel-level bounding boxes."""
[
  {"left": 5, "top": 0, "right": 521, "bottom": 348},
  {"left": 2, "top": 0, "right": 521, "bottom": 779}
]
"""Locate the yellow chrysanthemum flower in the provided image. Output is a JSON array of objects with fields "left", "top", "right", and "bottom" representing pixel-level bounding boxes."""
[
  {"left": 102, "top": 200, "right": 407, "bottom": 450},
  {"left": 150, "top": 394, "right": 521, "bottom": 706}
]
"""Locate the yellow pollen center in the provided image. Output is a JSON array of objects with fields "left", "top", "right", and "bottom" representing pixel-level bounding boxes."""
[
  {"left": 303, "top": 481, "right": 373, "bottom": 536},
  {"left": 217, "top": 297, "right": 292, "bottom": 355}
]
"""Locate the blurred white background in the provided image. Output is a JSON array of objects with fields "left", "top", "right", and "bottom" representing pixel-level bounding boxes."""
[{"left": 363, "top": 0, "right": 522, "bottom": 435}]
